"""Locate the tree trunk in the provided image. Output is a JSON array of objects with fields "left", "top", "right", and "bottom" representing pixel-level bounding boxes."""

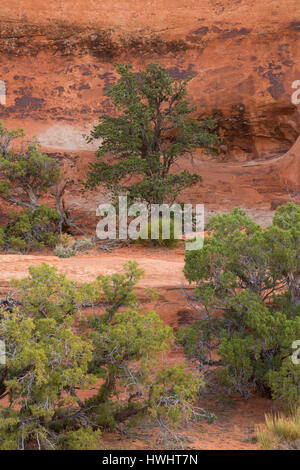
[{"left": 289, "top": 271, "right": 300, "bottom": 306}]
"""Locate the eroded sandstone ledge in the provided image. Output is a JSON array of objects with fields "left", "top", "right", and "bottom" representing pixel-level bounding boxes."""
[{"left": 0, "top": 0, "right": 299, "bottom": 211}]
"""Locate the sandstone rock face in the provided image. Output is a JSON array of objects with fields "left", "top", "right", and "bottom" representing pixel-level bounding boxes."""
[{"left": 0, "top": 0, "right": 299, "bottom": 215}]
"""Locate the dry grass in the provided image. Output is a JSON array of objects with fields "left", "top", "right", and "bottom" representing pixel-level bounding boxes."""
[{"left": 255, "top": 408, "right": 300, "bottom": 450}]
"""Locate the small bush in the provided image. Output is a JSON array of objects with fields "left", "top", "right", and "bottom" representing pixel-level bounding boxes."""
[
  {"left": 255, "top": 408, "right": 300, "bottom": 450},
  {"left": 53, "top": 244, "right": 76, "bottom": 258},
  {"left": 0, "top": 121, "right": 82, "bottom": 248},
  {"left": 73, "top": 237, "right": 94, "bottom": 252},
  {"left": 137, "top": 217, "right": 181, "bottom": 248},
  {"left": 0, "top": 205, "right": 59, "bottom": 253},
  {"left": 57, "top": 233, "right": 75, "bottom": 248},
  {"left": 54, "top": 236, "right": 94, "bottom": 257},
  {"left": 58, "top": 428, "right": 102, "bottom": 450},
  {"left": 0, "top": 122, "right": 60, "bottom": 211}
]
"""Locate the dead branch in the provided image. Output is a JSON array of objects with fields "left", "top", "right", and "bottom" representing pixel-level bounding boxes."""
[{"left": 52, "top": 179, "right": 87, "bottom": 236}]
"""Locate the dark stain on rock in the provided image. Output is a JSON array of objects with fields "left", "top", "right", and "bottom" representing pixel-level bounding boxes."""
[
  {"left": 265, "top": 67, "right": 284, "bottom": 100},
  {"left": 289, "top": 22, "right": 300, "bottom": 32},
  {"left": 127, "top": 36, "right": 191, "bottom": 55},
  {"left": 212, "top": 104, "right": 255, "bottom": 156},
  {"left": 278, "top": 43, "right": 294, "bottom": 67},
  {"left": 166, "top": 65, "right": 197, "bottom": 80},
  {"left": 14, "top": 86, "right": 34, "bottom": 97},
  {"left": 207, "top": 65, "right": 236, "bottom": 76},
  {"left": 14, "top": 95, "right": 45, "bottom": 110},
  {"left": 0, "top": 20, "right": 194, "bottom": 57},
  {"left": 12, "top": 75, "right": 33, "bottom": 82},
  {"left": 53, "top": 86, "right": 64, "bottom": 97},
  {"left": 219, "top": 27, "right": 251, "bottom": 39},
  {"left": 236, "top": 75, "right": 255, "bottom": 96},
  {"left": 190, "top": 26, "right": 209, "bottom": 36},
  {"left": 176, "top": 309, "right": 196, "bottom": 329},
  {"left": 79, "top": 65, "right": 91, "bottom": 76},
  {"left": 282, "top": 58, "right": 294, "bottom": 67},
  {"left": 78, "top": 83, "right": 91, "bottom": 91},
  {"left": 267, "top": 82, "right": 284, "bottom": 100},
  {"left": 84, "top": 30, "right": 119, "bottom": 59},
  {"left": 55, "top": 116, "right": 75, "bottom": 121},
  {"left": 255, "top": 62, "right": 285, "bottom": 100},
  {"left": 98, "top": 72, "right": 116, "bottom": 93}
]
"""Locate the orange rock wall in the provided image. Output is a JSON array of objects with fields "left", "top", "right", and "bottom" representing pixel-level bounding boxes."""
[
  {"left": 0, "top": 0, "right": 300, "bottom": 159},
  {"left": 0, "top": 0, "right": 299, "bottom": 219}
]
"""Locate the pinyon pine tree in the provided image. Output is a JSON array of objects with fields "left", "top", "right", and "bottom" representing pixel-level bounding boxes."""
[{"left": 85, "top": 62, "right": 220, "bottom": 205}]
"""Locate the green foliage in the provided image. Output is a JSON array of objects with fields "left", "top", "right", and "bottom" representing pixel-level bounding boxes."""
[
  {"left": 0, "top": 121, "right": 78, "bottom": 253},
  {"left": 148, "top": 364, "right": 203, "bottom": 426},
  {"left": 12, "top": 263, "right": 81, "bottom": 321},
  {"left": 58, "top": 428, "right": 102, "bottom": 450},
  {"left": 136, "top": 217, "right": 181, "bottom": 248},
  {"left": 83, "top": 261, "right": 204, "bottom": 433},
  {"left": 0, "top": 227, "right": 5, "bottom": 246},
  {"left": 268, "top": 358, "right": 300, "bottom": 411},
  {"left": 0, "top": 205, "right": 59, "bottom": 253},
  {"left": 0, "top": 264, "right": 95, "bottom": 450},
  {"left": 85, "top": 62, "right": 220, "bottom": 205},
  {"left": 0, "top": 144, "right": 59, "bottom": 197},
  {"left": 179, "top": 203, "right": 300, "bottom": 409},
  {"left": 0, "top": 121, "right": 60, "bottom": 209},
  {"left": 0, "top": 262, "right": 203, "bottom": 449}
]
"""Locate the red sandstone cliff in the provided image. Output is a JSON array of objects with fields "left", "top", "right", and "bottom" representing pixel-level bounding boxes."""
[{"left": 0, "top": 0, "right": 299, "bottom": 215}]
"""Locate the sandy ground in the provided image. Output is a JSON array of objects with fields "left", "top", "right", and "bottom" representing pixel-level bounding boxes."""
[
  {"left": 0, "top": 246, "right": 186, "bottom": 289},
  {"left": 0, "top": 245, "right": 275, "bottom": 450}
]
